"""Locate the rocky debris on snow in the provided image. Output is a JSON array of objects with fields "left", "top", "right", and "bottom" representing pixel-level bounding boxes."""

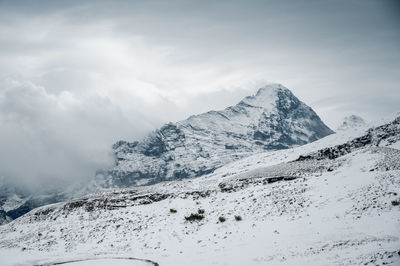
[{"left": 297, "top": 116, "right": 400, "bottom": 161}]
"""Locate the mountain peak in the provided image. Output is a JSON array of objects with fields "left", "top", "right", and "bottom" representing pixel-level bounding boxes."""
[
  {"left": 255, "top": 83, "right": 286, "bottom": 96},
  {"left": 337, "top": 115, "right": 366, "bottom": 131},
  {"left": 239, "top": 83, "right": 287, "bottom": 110},
  {"left": 94, "top": 83, "right": 333, "bottom": 189},
  {"left": 238, "top": 84, "right": 300, "bottom": 112}
]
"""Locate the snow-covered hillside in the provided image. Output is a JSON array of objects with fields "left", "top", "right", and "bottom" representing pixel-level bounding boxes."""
[
  {"left": 0, "top": 116, "right": 399, "bottom": 266},
  {"left": 97, "top": 84, "right": 333, "bottom": 188}
]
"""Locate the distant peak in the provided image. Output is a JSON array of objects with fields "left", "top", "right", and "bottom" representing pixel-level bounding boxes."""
[{"left": 337, "top": 115, "right": 366, "bottom": 131}]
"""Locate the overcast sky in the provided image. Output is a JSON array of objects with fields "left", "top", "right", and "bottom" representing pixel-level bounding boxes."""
[{"left": 0, "top": 0, "right": 399, "bottom": 186}]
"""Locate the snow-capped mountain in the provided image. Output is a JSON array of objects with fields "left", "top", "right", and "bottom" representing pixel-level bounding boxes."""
[
  {"left": 337, "top": 114, "right": 366, "bottom": 131},
  {"left": 0, "top": 84, "right": 333, "bottom": 225},
  {"left": 97, "top": 84, "right": 333, "bottom": 188},
  {"left": 1, "top": 116, "right": 399, "bottom": 266}
]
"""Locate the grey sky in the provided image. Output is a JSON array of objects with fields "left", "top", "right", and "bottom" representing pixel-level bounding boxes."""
[{"left": 0, "top": 0, "right": 399, "bottom": 185}]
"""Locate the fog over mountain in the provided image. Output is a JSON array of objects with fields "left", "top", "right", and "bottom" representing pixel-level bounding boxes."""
[{"left": 0, "top": 0, "right": 399, "bottom": 187}]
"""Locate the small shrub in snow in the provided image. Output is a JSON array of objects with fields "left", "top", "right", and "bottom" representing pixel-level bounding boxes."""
[
  {"left": 391, "top": 200, "right": 400, "bottom": 206},
  {"left": 198, "top": 209, "right": 205, "bottom": 214},
  {"left": 185, "top": 213, "right": 204, "bottom": 222},
  {"left": 219, "top": 216, "right": 226, "bottom": 223},
  {"left": 234, "top": 215, "right": 242, "bottom": 221},
  {"left": 86, "top": 203, "right": 94, "bottom": 212},
  {"left": 170, "top": 208, "right": 177, "bottom": 213}
]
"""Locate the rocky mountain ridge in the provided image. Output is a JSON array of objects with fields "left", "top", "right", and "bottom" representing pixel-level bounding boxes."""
[{"left": 96, "top": 84, "right": 333, "bottom": 188}]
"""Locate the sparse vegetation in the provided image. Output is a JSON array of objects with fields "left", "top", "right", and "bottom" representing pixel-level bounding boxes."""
[
  {"left": 234, "top": 215, "right": 242, "bottom": 221},
  {"left": 198, "top": 209, "right": 205, "bottom": 214},
  {"left": 185, "top": 213, "right": 204, "bottom": 222},
  {"left": 86, "top": 203, "right": 94, "bottom": 212},
  {"left": 391, "top": 200, "right": 400, "bottom": 206},
  {"left": 219, "top": 216, "right": 226, "bottom": 223},
  {"left": 170, "top": 208, "right": 177, "bottom": 213}
]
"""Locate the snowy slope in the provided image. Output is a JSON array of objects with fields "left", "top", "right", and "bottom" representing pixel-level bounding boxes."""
[
  {"left": 98, "top": 84, "right": 333, "bottom": 188},
  {"left": 0, "top": 116, "right": 399, "bottom": 266}
]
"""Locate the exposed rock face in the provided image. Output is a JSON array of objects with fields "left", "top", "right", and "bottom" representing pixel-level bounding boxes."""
[{"left": 97, "top": 84, "right": 334, "bottom": 188}]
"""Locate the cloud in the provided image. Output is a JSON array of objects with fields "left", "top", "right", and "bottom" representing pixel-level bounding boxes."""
[{"left": 0, "top": 78, "right": 118, "bottom": 186}]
